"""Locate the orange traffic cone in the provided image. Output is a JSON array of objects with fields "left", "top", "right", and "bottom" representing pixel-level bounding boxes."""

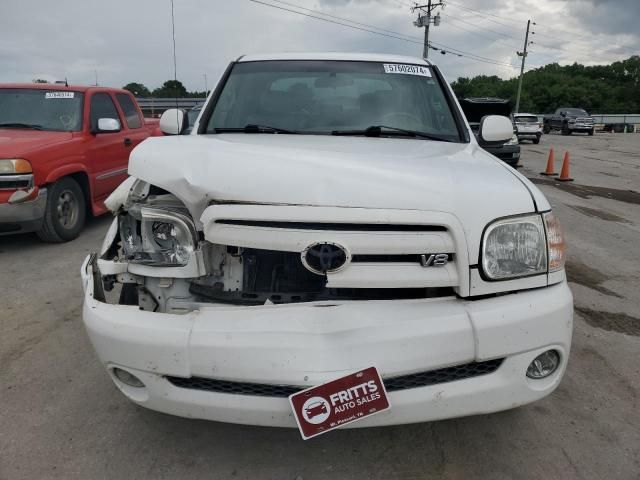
[
  {"left": 558, "top": 151, "right": 574, "bottom": 182},
  {"left": 540, "top": 147, "right": 557, "bottom": 176}
]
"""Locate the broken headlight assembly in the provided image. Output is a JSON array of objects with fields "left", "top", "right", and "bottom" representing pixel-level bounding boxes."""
[{"left": 119, "top": 205, "right": 198, "bottom": 267}]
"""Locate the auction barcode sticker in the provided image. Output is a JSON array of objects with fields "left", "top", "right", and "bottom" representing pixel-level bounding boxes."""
[
  {"left": 45, "top": 92, "right": 75, "bottom": 99},
  {"left": 383, "top": 64, "right": 431, "bottom": 77}
]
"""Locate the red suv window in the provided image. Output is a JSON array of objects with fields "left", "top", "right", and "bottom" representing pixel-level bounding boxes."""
[{"left": 116, "top": 93, "right": 142, "bottom": 129}]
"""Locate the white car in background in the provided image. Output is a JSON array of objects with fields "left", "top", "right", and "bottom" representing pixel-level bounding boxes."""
[
  {"left": 81, "top": 53, "right": 572, "bottom": 430},
  {"left": 514, "top": 112, "right": 543, "bottom": 144}
]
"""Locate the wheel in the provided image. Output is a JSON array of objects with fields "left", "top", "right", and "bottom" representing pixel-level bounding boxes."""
[
  {"left": 542, "top": 123, "right": 550, "bottom": 134},
  {"left": 561, "top": 123, "right": 570, "bottom": 135},
  {"left": 533, "top": 135, "right": 540, "bottom": 144},
  {"left": 37, "top": 177, "right": 86, "bottom": 242},
  {"left": 588, "top": 128, "right": 594, "bottom": 136}
]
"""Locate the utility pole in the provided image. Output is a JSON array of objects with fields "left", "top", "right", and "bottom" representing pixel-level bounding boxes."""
[
  {"left": 412, "top": 0, "right": 443, "bottom": 59},
  {"left": 204, "top": 73, "right": 208, "bottom": 97},
  {"left": 515, "top": 19, "right": 534, "bottom": 113}
]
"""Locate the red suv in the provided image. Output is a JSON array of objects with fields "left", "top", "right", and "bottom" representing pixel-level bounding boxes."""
[{"left": 0, "top": 84, "right": 160, "bottom": 241}]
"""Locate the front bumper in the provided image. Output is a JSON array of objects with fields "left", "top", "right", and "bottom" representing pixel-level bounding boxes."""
[
  {"left": 81, "top": 256, "right": 573, "bottom": 428},
  {"left": 0, "top": 188, "right": 47, "bottom": 235},
  {"left": 568, "top": 123, "right": 594, "bottom": 131}
]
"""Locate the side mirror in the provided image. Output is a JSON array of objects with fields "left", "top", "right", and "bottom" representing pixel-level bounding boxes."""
[
  {"left": 97, "top": 118, "right": 121, "bottom": 133},
  {"left": 159, "top": 108, "right": 187, "bottom": 135},
  {"left": 478, "top": 115, "right": 513, "bottom": 144},
  {"left": 560, "top": 112, "right": 566, "bottom": 117}
]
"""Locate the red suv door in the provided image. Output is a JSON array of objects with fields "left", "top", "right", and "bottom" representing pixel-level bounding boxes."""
[
  {"left": 87, "top": 91, "right": 130, "bottom": 202},
  {"left": 114, "top": 92, "right": 150, "bottom": 150}
]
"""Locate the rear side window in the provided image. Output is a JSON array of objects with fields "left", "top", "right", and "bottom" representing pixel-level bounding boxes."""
[
  {"left": 90, "top": 93, "right": 120, "bottom": 131},
  {"left": 116, "top": 93, "right": 142, "bottom": 129}
]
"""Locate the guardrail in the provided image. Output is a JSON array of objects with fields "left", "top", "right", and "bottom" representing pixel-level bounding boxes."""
[{"left": 136, "top": 97, "right": 207, "bottom": 118}]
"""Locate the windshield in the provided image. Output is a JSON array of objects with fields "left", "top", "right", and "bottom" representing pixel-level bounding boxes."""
[
  {"left": 516, "top": 115, "right": 539, "bottom": 123},
  {"left": 0, "top": 89, "right": 84, "bottom": 131},
  {"left": 206, "top": 60, "right": 461, "bottom": 141}
]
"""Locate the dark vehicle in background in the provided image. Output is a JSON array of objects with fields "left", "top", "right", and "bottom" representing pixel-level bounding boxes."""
[
  {"left": 543, "top": 108, "right": 595, "bottom": 136},
  {"left": 184, "top": 104, "right": 204, "bottom": 135},
  {"left": 459, "top": 97, "right": 520, "bottom": 168},
  {"left": 513, "top": 113, "right": 542, "bottom": 144}
]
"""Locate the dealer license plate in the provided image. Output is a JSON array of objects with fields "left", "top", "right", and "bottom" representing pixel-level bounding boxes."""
[{"left": 289, "top": 367, "right": 390, "bottom": 440}]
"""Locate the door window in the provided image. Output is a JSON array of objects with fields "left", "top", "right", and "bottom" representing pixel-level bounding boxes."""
[
  {"left": 116, "top": 93, "right": 142, "bottom": 129},
  {"left": 90, "top": 93, "right": 121, "bottom": 131}
]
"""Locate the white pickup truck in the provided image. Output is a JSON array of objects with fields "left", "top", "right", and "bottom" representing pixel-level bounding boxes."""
[{"left": 81, "top": 53, "right": 572, "bottom": 430}]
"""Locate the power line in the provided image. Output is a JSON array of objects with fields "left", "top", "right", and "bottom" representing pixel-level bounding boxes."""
[
  {"left": 247, "top": 0, "right": 530, "bottom": 70},
  {"left": 269, "top": 0, "right": 417, "bottom": 40},
  {"left": 444, "top": 0, "right": 525, "bottom": 28},
  {"left": 248, "top": 0, "right": 425, "bottom": 45},
  {"left": 387, "top": 0, "right": 413, "bottom": 8},
  {"left": 446, "top": 15, "right": 521, "bottom": 40},
  {"left": 445, "top": 0, "right": 637, "bottom": 58},
  {"left": 429, "top": 40, "right": 536, "bottom": 70}
]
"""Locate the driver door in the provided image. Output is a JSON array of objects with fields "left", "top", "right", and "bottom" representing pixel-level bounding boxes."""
[{"left": 87, "top": 92, "right": 129, "bottom": 201}]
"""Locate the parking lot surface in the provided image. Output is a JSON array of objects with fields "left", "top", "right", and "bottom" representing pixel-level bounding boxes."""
[{"left": 1, "top": 132, "right": 639, "bottom": 480}]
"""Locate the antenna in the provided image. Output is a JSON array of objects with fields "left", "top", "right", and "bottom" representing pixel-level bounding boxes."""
[
  {"left": 65, "top": 77, "right": 68, "bottom": 87},
  {"left": 170, "top": 0, "right": 180, "bottom": 128}
]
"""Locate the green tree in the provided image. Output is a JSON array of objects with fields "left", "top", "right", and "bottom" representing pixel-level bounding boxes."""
[
  {"left": 152, "top": 80, "right": 188, "bottom": 98},
  {"left": 450, "top": 55, "right": 640, "bottom": 113},
  {"left": 122, "top": 82, "right": 151, "bottom": 97}
]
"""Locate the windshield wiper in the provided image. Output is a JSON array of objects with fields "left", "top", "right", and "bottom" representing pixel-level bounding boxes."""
[
  {"left": 331, "top": 125, "right": 452, "bottom": 142},
  {"left": 0, "top": 122, "right": 43, "bottom": 130},
  {"left": 214, "top": 124, "right": 298, "bottom": 134}
]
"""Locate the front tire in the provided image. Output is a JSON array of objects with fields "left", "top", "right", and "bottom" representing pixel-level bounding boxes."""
[
  {"left": 533, "top": 135, "right": 541, "bottom": 144},
  {"left": 37, "top": 177, "right": 86, "bottom": 242},
  {"left": 588, "top": 128, "right": 594, "bottom": 136},
  {"left": 562, "top": 124, "right": 570, "bottom": 135},
  {"left": 543, "top": 123, "right": 551, "bottom": 134}
]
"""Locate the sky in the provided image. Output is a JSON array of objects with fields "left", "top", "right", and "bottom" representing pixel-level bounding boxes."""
[{"left": 0, "top": 0, "right": 637, "bottom": 92}]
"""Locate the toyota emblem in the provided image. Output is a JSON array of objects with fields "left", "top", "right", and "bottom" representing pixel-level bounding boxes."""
[{"left": 301, "top": 242, "right": 350, "bottom": 275}]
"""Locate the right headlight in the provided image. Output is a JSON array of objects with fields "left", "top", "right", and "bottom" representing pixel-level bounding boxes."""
[
  {"left": 481, "top": 212, "right": 566, "bottom": 280},
  {"left": 482, "top": 214, "right": 547, "bottom": 280}
]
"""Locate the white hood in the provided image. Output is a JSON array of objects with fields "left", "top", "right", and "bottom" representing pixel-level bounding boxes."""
[{"left": 128, "top": 134, "right": 538, "bottom": 253}]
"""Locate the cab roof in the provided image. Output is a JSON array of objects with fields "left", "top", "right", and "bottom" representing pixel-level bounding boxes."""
[
  {"left": 0, "top": 83, "right": 130, "bottom": 94},
  {"left": 237, "top": 52, "right": 433, "bottom": 65}
]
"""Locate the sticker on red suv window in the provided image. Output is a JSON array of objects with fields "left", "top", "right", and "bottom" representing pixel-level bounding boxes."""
[
  {"left": 45, "top": 92, "right": 74, "bottom": 99},
  {"left": 289, "top": 367, "right": 390, "bottom": 440},
  {"left": 383, "top": 64, "right": 431, "bottom": 77}
]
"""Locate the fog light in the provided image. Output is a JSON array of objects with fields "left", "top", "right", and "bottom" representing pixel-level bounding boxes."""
[
  {"left": 526, "top": 350, "right": 560, "bottom": 379},
  {"left": 113, "top": 368, "right": 145, "bottom": 387}
]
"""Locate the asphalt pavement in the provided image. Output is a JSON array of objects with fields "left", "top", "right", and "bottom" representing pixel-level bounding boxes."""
[{"left": 1, "top": 131, "right": 639, "bottom": 480}]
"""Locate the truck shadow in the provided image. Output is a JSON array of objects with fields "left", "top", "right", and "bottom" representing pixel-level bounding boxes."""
[{"left": 0, "top": 215, "right": 112, "bottom": 255}]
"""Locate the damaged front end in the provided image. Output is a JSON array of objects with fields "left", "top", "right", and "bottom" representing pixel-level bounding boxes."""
[{"left": 90, "top": 178, "right": 461, "bottom": 314}]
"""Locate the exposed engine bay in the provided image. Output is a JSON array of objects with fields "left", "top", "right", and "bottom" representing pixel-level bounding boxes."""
[{"left": 98, "top": 186, "right": 454, "bottom": 314}]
